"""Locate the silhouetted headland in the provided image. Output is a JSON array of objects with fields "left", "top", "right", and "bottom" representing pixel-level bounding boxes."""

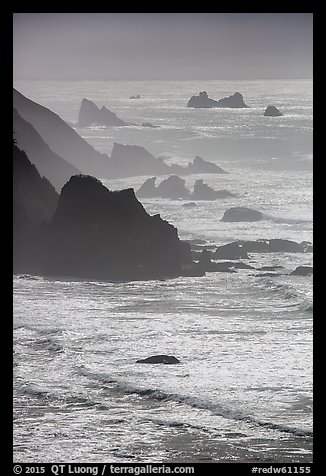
[
  {"left": 14, "top": 89, "right": 227, "bottom": 180},
  {"left": 13, "top": 107, "right": 81, "bottom": 190},
  {"left": 13, "top": 88, "right": 111, "bottom": 177},
  {"left": 13, "top": 143, "right": 58, "bottom": 274}
]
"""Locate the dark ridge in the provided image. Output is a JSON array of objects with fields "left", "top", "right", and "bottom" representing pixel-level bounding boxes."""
[{"left": 13, "top": 107, "right": 81, "bottom": 191}]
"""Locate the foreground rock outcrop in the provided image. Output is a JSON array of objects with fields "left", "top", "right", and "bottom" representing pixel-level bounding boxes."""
[
  {"left": 187, "top": 91, "right": 249, "bottom": 108},
  {"left": 13, "top": 144, "right": 59, "bottom": 274},
  {"left": 77, "top": 98, "right": 129, "bottom": 127},
  {"left": 44, "top": 175, "right": 189, "bottom": 280}
]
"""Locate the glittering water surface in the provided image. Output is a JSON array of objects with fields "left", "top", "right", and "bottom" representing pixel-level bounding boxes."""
[{"left": 13, "top": 79, "right": 312, "bottom": 463}]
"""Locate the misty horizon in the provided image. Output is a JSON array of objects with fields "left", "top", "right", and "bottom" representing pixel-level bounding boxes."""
[{"left": 13, "top": 13, "right": 313, "bottom": 81}]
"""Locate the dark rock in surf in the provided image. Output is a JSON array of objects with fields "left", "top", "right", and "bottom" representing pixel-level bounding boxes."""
[
  {"left": 221, "top": 207, "right": 263, "bottom": 222},
  {"left": 136, "top": 355, "right": 181, "bottom": 364},
  {"left": 264, "top": 105, "right": 283, "bottom": 117},
  {"left": 255, "top": 272, "right": 283, "bottom": 277},
  {"left": 214, "top": 242, "right": 249, "bottom": 260},
  {"left": 268, "top": 239, "right": 305, "bottom": 253},
  {"left": 239, "top": 240, "right": 270, "bottom": 253},
  {"left": 78, "top": 98, "right": 128, "bottom": 127},
  {"left": 257, "top": 265, "right": 284, "bottom": 271},
  {"left": 290, "top": 266, "right": 313, "bottom": 276},
  {"left": 183, "top": 202, "right": 197, "bottom": 208}
]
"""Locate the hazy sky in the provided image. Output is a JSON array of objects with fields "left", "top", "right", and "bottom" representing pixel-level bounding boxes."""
[{"left": 13, "top": 13, "right": 313, "bottom": 80}]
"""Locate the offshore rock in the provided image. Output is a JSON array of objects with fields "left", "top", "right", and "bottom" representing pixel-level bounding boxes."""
[
  {"left": 187, "top": 91, "right": 249, "bottom": 108},
  {"left": 221, "top": 207, "right": 263, "bottom": 222},
  {"left": 136, "top": 355, "right": 181, "bottom": 364},
  {"left": 264, "top": 105, "right": 283, "bottom": 117},
  {"left": 290, "top": 266, "right": 313, "bottom": 276}
]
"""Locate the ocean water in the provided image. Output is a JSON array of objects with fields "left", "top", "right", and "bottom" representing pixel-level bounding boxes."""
[{"left": 13, "top": 79, "right": 313, "bottom": 463}]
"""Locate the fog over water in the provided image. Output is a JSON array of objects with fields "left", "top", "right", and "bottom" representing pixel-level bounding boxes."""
[{"left": 13, "top": 13, "right": 313, "bottom": 80}]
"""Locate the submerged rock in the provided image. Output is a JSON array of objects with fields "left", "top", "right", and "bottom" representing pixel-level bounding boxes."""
[
  {"left": 264, "top": 105, "right": 283, "bottom": 117},
  {"left": 221, "top": 207, "right": 263, "bottom": 222},
  {"left": 136, "top": 355, "right": 181, "bottom": 364}
]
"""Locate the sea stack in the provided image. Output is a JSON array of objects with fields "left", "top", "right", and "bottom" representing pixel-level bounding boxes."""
[
  {"left": 187, "top": 91, "right": 249, "bottom": 108},
  {"left": 77, "top": 98, "right": 128, "bottom": 127}
]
